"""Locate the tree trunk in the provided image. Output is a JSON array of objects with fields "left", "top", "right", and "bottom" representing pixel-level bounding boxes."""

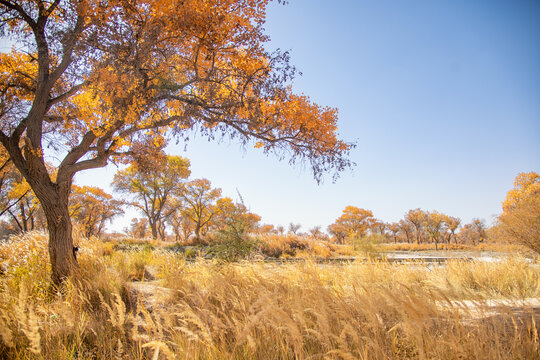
[
  {"left": 46, "top": 205, "right": 77, "bottom": 285},
  {"left": 33, "top": 183, "right": 78, "bottom": 286},
  {"left": 150, "top": 220, "right": 158, "bottom": 239},
  {"left": 19, "top": 201, "right": 28, "bottom": 232}
]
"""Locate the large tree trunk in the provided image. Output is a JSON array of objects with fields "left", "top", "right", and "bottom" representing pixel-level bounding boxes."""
[
  {"left": 46, "top": 204, "right": 77, "bottom": 285},
  {"left": 33, "top": 182, "right": 78, "bottom": 286},
  {"left": 149, "top": 220, "right": 158, "bottom": 239}
]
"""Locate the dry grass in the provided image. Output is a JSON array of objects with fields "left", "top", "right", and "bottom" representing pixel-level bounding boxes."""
[
  {"left": 257, "top": 234, "right": 353, "bottom": 258},
  {"left": 0, "top": 232, "right": 538, "bottom": 359},
  {"left": 380, "top": 242, "right": 531, "bottom": 254}
]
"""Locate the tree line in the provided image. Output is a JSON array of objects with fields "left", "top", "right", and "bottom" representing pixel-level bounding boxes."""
[
  {"left": 1, "top": 148, "right": 261, "bottom": 243},
  {"left": 2, "top": 144, "right": 538, "bottom": 255},
  {"left": 327, "top": 206, "right": 486, "bottom": 248}
]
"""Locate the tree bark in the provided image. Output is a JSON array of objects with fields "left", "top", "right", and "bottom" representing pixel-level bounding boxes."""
[
  {"left": 32, "top": 180, "right": 78, "bottom": 285},
  {"left": 150, "top": 220, "right": 158, "bottom": 239}
]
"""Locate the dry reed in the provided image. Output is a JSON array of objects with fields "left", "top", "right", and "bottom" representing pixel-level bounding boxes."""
[{"left": 0, "top": 232, "right": 537, "bottom": 359}]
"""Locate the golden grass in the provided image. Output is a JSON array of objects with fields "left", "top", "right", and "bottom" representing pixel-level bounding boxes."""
[
  {"left": 0, "top": 232, "right": 538, "bottom": 359},
  {"left": 380, "top": 242, "right": 531, "bottom": 254},
  {"left": 257, "top": 234, "right": 353, "bottom": 258}
]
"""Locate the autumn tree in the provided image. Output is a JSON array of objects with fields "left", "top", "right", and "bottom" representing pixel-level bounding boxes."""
[
  {"left": 0, "top": 147, "right": 11, "bottom": 214},
  {"left": 0, "top": 149, "right": 43, "bottom": 232},
  {"left": 212, "top": 196, "right": 261, "bottom": 238},
  {"left": 309, "top": 226, "right": 327, "bottom": 240},
  {"left": 499, "top": 172, "right": 539, "bottom": 254},
  {"left": 4, "top": 174, "right": 42, "bottom": 232},
  {"left": 0, "top": 0, "right": 352, "bottom": 283},
  {"left": 458, "top": 219, "right": 487, "bottom": 245},
  {"left": 371, "top": 219, "right": 387, "bottom": 236},
  {"left": 128, "top": 218, "right": 148, "bottom": 239},
  {"left": 113, "top": 154, "right": 190, "bottom": 240},
  {"left": 180, "top": 178, "right": 222, "bottom": 241},
  {"left": 167, "top": 207, "right": 195, "bottom": 242},
  {"left": 406, "top": 209, "right": 427, "bottom": 244},
  {"left": 398, "top": 219, "right": 414, "bottom": 243},
  {"left": 257, "top": 224, "right": 275, "bottom": 234},
  {"left": 388, "top": 222, "right": 401, "bottom": 244},
  {"left": 442, "top": 215, "right": 461, "bottom": 244},
  {"left": 328, "top": 206, "right": 374, "bottom": 244},
  {"left": 0, "top": 147, "right": 25, "bottom": 218},
  {"left": 424, "top": 211, "right": 445, "bottom": 250},
  {"left": 69, "top": 185, "right": 123, "bottom": 238},
  {"left": 288, "top": 223, "right": 301, "bottom": 235}
]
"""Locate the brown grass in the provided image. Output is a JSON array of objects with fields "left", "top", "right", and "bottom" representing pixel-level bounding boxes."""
[
  {"left": 0, "top": 232, "right": 538, "bottom": 359},
  {"left": 379, "top": 241, "right": 531, "bottom": 254}
]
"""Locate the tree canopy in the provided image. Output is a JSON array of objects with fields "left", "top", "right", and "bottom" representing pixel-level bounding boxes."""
[
  {"left": 499, "top": 172, "right": 540, "bottom": 254},
  {"left": 0, "top": 0, "right": 352, "bottom": 283}
]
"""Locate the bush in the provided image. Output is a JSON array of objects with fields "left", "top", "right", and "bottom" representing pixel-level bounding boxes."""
[{"left": 207, "top": 226, "right": 259, "bottom": 262}]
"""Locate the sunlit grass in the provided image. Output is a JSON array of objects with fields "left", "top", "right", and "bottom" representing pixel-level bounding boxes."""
[{"left": 0, "top": 232, "right": 538, "bottom": 359}]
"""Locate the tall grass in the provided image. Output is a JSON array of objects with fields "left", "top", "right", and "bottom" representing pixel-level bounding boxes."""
[{"left": 0, "top": 232, "right": 538, "bottom": 359}]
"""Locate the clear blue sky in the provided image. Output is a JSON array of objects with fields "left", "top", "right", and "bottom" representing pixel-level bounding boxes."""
[{"left": 7, "top": 0, "right": 540, "bottom": 232}]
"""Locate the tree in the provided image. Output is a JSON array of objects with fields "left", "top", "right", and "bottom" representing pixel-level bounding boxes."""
[
  {"left": 212, "top": 196, "right": 261, "bottom": 240},
  {"left": 213, "top": 197, "right": 261, "bottom": 234},
  {"left": 4, "top": 174, "right": 42, "bottom": 232},
  {"left": 69, "top": 185, "right": 124, "bottom": 238},
  {"left": 424, "top": 211, "right": 445, "bottom": 250},
  {"left": 442, "top": 215, "right": 461, "bottom": 244},
  {"left": 181, "top": 178, "right": 222, "bottom": 241},
  {"left": 309, "top": 226, "right": 326, "bottom": 240},
  {"left": 328, "top": 206, "right": 374, "bottom": 244},
  {"left": 499, "top": 172, "right": 539, "bottom": 253},
  {"left": 457, "top": 219, "right": 487, "bottom": 245},
  {"left": 398, "top": 219, "right": 414, "bottom": 243},
  {"left": 388, "top": 222, "right": 401, "bottom": 244},
  {"left": 167, "top": 208, "right": 195, "bottom": 243},
  {"left": 406, "top": 209, "right": 427, "bottom": 244},
  {"left": 0, "top": 0, "right": 352, "bottom": 283},
  {"left": 113, "top": 154, "right": 190, "bottom": 239},
  {"left": 371, "top": 219, "right": 387, "bottom": 236},
  {"left": 0, "top": 147, "right": 26, "bottom": 218},
  {"left": 128, "top": 218, "right": 148, "bottom": 239},
  {"left": 288, "top": 223, "right": 301, "bottom": 235},
  {"left": 0, "top": 149, "right": 43, "bottom": 232}
]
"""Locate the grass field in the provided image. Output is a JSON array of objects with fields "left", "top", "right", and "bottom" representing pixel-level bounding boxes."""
[{"left": 0, "top": 232, "right": 538, "bottom": 359}]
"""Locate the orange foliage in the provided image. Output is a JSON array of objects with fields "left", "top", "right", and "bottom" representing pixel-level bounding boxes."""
[{"left": 328, "top": 206, "right": 374, "bottom": 244}]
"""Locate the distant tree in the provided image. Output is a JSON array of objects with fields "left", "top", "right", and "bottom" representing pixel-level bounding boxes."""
[
  {"left": 181, "top": 179, "right": 222, "bottom": 241},
  {"left": 288, "top": 223, "right": 301, "bottom": 235},
  {"left": 388, "top": 222, "right": 401, "bottom": 244},
  {"left": 113, "top": 153, "right": 190, "bottom": 239},
  {"left": 371, "top": 219, "right": 387, "bottom": 236},
  {"left": 166, "top": 198, "right": 194, "bottom": 243},
  {"left": 442, "top": 215, "right": 461, "bottom": 244},
  {"left": 309, "top": 226, "right": 326, "bottom": 240},
  {"left": 129, "top": 218, "right": 148, "bottom": 239},
  {"left": 472, "top": 219, "right": 487, "bottom": 244},
  {"left": 424, "top": 211, "right": 445, "bottom": 250},
  {"left": 213, "top": 197, "right": 261, "bottom": 237},
  {"left": 398, "top": 219, "right": 414, "bottom": 243},
  {"left": 0, "top": 154, "right": 42, "bottom": 232},
  {"left": 498, "top": 172, "right": 540, "bottom": 254},
  {"left": 328, "top": 206, "right": 374, "bottom": 244},
  {"left": 258, "top": 224, "right": 275, "bottom": 234},
  {"left": 458, "top": 219, "right": 487, "bottom": 245},
  {"left": 69, "top": 186, "right": 124, "bottom": 238},
  {"left": 406, "top": 209, "right": 427, "bottom": 244}
]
